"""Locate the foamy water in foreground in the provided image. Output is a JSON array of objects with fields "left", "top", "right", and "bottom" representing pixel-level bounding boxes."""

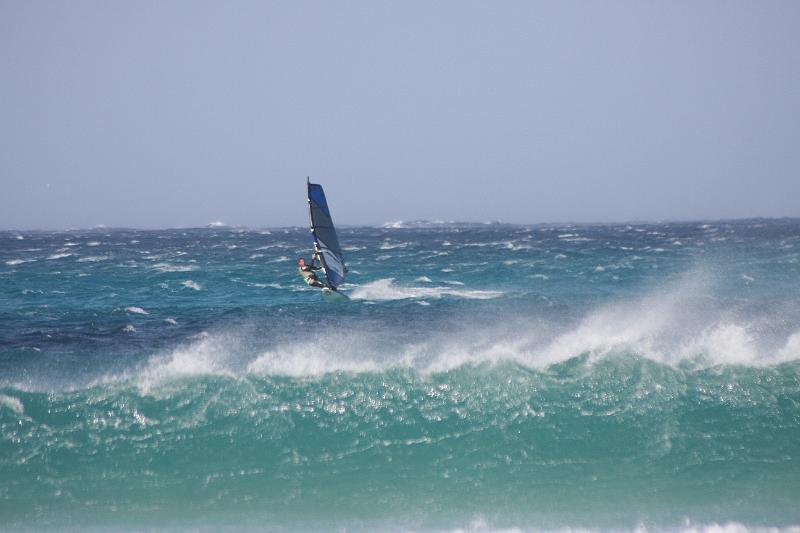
[{"left": 1, "top": 220, "right": 799, "bottom": 531}]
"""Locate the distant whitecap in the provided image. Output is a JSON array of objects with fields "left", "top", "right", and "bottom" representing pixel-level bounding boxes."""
[{"left": 181, "top": 280, "right": 202, "bottom": 291}]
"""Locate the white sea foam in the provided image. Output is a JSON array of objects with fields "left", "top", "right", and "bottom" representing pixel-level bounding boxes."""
[
  {"left": 151, "top": 263, "right": 198, "bottom": 272},
  {"left": 5, "top": 259, "right": 36, "bottom": 266},
  {"left": 164, "top": 318, "right": 178, "bottom": 325},
  {"left": 679, "top": 324, "right": 760, "bottom": 364},
  {"left": 181, "top": 280, "right": 202, "bottom": 291},
  {"left": 21, "top": 289, "right": 43, "bottom": 295},
  {"left": 531, "top": 268, "right": 800, "bottom": 368},
  {"left": 350, "top": 278, "right": 503, "bottom": 301},
  {"left": 774, "top": 329, "right": 800, "bottom": 361},
  {"left": 136, "top": 333, "right": 243, "bottom": 391},
  {"left": 0, "top": 394, "right": 24, "bottom": 415},
  {"left": 248, "top": 341, "right": 381, "bottom": 377},
  {"left": 122, "top": 325, "right": 136, "bottom": 333},
  {"left": 379, "top": 241, "right": 409, "bottom": 250},
  {"left": 77, "top": 255, "right": 110, "bottom": 262},
  {"left": 382, "top": 220, "right": 406, "bottom": 229},
  {"left": 125, "top": 306, "right": 149, "bottom": 315}
]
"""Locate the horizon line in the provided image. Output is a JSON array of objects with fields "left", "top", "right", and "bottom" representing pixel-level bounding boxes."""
[{"left": 1, "top": 215, "right": 798, "bottom": 233}]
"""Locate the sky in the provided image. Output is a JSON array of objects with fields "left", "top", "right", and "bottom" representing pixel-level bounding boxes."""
[{"left": 1, "top": 1, "right": 799, "bottom": 229}]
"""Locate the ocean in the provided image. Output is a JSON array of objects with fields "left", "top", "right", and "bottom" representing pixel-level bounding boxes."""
[{"left": 1, "top": 219, "right": 799, "bottom": 532}]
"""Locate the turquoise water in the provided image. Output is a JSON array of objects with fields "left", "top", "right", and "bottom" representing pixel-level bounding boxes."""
[{"left": 1, "top": 220, "right": 799, "bottom": 531}]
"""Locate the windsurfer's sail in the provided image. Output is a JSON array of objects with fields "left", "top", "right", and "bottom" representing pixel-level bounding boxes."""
[{"left": 307, "top": 178, "right": 347, "bottom": 290}]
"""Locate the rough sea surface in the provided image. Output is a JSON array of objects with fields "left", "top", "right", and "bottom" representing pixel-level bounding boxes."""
[{"left": 1, "top": 219, "right": 799, "bottom": 532}]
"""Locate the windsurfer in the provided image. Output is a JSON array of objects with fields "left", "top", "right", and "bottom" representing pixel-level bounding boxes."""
[{"left": 298, "top": 257, "right": 325, "bottom": 288}]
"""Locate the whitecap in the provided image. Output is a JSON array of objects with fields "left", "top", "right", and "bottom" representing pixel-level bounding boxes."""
[
  {"left": 125, "top": 306, "right": 149, "bottom": 315},
  {"left": 379, "top": 241, "right": 409, "bottom": 250},
  {"left": 679, "top": 324, "right": 759, "bottom": 364},
  {"left": 181, "top": 280, "right": 202, "bottom": 291},
  {"left": 150, "top": 263, "right": 198, "bottom": 272},
  {"left": 77, "top": 255, "right": 110, "bottom": 262},
  {"left": 382, "top": 220, "right": 406, "bottom": 229},
  {"left": 21, "top": 289, "right": 43, "bottom": 295},
  {"left": 247, "top": 336, "right": 382, "bottom": 377},
  {"left": 5, "top": 259, "right": 36, "bottom": 266},
  {"left": 0, "top": 394, "right": 24, "bottom": 415},
  {"left": 122, "top": 325, "right": 136, "bottom": 332},
  {"left": 777, "top": 331, "right": 800, "bottom": 361}
]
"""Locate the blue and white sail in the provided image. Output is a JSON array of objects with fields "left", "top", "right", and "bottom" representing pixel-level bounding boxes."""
[{"left": 307, "top": 178, "right": 347, "bottom": 290}]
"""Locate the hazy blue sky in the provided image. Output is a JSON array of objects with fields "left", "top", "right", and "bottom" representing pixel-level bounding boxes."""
[{"left": 2, "top": 1, "right": 799, "bottom": 229}]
